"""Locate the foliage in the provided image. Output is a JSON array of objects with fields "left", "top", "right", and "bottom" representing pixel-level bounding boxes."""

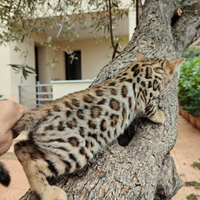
[
  {"left": 178, "top": 57, "right": 200, "bottom": 117},
  {"left": 7, "top": 50, "right": 36, "bottom": 79},
  {"left": 186, "top": 194, "right": 199, "bottom": 200},
  {"left": 176, "top": 0, "right": 195, "bottom": 7},
  {"left": 182, "top": 46, "right": 200, "bottom": 60},
  {"left": 185, "top": 181, "right": 200, "bottom": 189},
  {"left": 0, "top": 0, "right": 135, "bottom": 62},
  {"left": 0, "top": 0, "right": 139, "bottom": 79},
  {"left": 191, "top": 162, "right": 200, "bottom": 170},
  {"left": 8, "top": 64, "right": 36, "bottom": 80}
]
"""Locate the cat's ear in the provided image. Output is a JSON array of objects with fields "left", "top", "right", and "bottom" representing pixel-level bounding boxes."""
[
  {"left": 163, "top": 58, "right": 185, "bottom": 75},
  {"left": 136, "top": 52, "right": 146, "bottom": 62}
]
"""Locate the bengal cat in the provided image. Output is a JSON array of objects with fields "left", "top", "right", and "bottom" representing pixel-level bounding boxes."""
[{"left": 0, "top": 53, "right": 185, "bottom": 200}]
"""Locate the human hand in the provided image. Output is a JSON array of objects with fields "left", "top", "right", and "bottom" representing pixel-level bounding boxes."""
[{"left": 0, "top": 101, "right": 28, "bottom": 156}]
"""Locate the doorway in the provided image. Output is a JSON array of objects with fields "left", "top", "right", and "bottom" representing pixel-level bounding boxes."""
[
  {"left": 65, "top": 51, "right": 82, "bottom": 80},
  {"left": 35, "top": 46, "right": 39, "bottom": 82}
]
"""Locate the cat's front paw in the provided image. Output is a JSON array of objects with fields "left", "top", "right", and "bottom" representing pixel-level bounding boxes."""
[
  {"left": 156, "top": 111, "right": 165, "bottom": 124},
  {"left": 41, "top": 186, "right": 67, "bottom": 200},
  {"left": 149, "top": 111, "right": 165, "bottom": 124}
]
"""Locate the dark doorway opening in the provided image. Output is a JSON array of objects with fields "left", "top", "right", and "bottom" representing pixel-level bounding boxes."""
[
  {"left": 35, "top": 46, "right": 39, "bottom": 82},
  {"left": 65, "top": 51, "right": 82, "bottom": 80}
]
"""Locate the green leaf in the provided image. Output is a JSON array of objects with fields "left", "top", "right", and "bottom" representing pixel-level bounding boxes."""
[
  {"left": 121, "top": 9, "right": 128, "bottom": 16},
  {"left": 191, "top": 162, "right": 200, "bottom": 170},
  {"left": 20, "top": 64, "right": 24, "bottom": 69},
  {"left": 22, "top": 21, "right": 25, "bottom": 29},
  {"left": 181, "top": 0, "right": 186, "bottom": 4},
  {"left": 25, "top": 69, "right": 36, "bottom": 74},
  {"left": 186, "top": 194, "right": 199, "bottom": 200},
  {"left": 182, "top": 2, "right": 191, "bottom": 6},
  {"left": 112, "top": 2, "right": 118, "bottom": 7},
  {"left": 14, "top": 46, "right": 21, "bottom": 52},
  {"left": 21, "top": 34, "right": 25, "bottom": 43},
  {"left": 22, "top": 68, "right": 28, "bottom": 80},
  {"left": 7, "top": 64, "right": 21, "bottom": 68},
  {"left": 12, "top": 67, "right": 19, "bottom": 72},
  {"left": 197, "top": 24, "right": 200, "bottom": 30},
  {"left": 182, "top": 1, "right": 194, "bottom": 6},
  {"left": 25, "top": 65, "right": 36, "bottom": 72}
]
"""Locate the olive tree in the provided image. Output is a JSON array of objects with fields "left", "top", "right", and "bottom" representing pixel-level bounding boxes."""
[{"left": 1, "top": 0, "right": 200, "bottom": 199}]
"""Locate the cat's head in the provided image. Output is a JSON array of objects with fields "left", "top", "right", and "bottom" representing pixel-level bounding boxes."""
[
  {"left": 162, "top": 58, "right": 185, "bottom": 84},
  {"left": 136, "top": 52, "right": 185, "bottom": 85}
]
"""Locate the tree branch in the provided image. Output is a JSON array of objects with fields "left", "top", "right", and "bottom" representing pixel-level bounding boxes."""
[
  {"left": 108, "top": 0, "right": 121, "bottom": 59},
  {"left": 172, "top": 2, "right": 200, "bottom": 56},
  {"left": 108, "top": 0, "right": 115, "bottom": 50},
  {"left": 14, "top": 0, "right": 22, "bottom": 15},
  {"left": 136, "top": 0, "right": 142, "bottom": 26},
  {"left": 154, "top": 154, "right": 183, "bottom": 199},
  {"left": 19, "top": 0, "right": 200, "bottom": 199},
  {"left": 91, "top": 0, "right": 179, "bottom": 87},
  {"left": 56, "top": 0, "right": 66, "bottom": 39},
  {"left": 20, "top": 73, "right": 182, "bottom": 200}
]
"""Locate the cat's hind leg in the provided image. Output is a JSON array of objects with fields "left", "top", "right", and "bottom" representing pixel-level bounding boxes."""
[{"left": 14, "top": 140, "right": 67, "bottom": 200}]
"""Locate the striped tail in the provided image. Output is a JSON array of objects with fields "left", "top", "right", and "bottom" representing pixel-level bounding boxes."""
[{"left": 0, "top": 162, "right": 10, "bottom": 187}]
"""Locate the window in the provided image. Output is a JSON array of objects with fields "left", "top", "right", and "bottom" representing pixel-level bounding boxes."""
[{"left": 65, "top": 51, "right": 81, "bottom": 80}]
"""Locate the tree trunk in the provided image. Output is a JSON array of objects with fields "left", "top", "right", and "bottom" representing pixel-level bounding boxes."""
[{"left": 20, "top": 0, "right": 200, "bottom": 199}]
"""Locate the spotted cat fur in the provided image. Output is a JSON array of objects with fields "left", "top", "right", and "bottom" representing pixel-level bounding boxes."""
[{"left": 0, "top": 53, "right": 185, "bottom": 200}]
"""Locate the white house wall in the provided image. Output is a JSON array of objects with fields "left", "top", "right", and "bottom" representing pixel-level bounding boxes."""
[
  {"left": 54, "top": 36, "right": 129, "bottom": 80},
  {"left": 0, "top": 45, "right": 12, "bottom": 100},
  {"left": 0, "top": 41, "right": 36, "bottom": 103},
  {"left": 37, "top": 46, "right": 55, "bottom": 84},
  {"left": 9, "top": 42, "right": 36, "bottom": 96}
]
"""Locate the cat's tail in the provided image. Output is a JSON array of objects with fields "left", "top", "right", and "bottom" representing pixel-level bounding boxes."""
[
  {"left": 0, "top": 162, "right": 10, "bottom": 187},
  {"left": 11, "top": 103, "right": 52, "bottom": 133}
]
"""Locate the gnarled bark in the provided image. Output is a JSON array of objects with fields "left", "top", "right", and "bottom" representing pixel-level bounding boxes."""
[{"left": 20, "top": 0, "right": 200, "bottom": 199}]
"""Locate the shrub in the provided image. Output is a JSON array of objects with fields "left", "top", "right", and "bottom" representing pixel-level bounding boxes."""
[
  {"left": 182, "top": 47, "right": 200, "bottom": 60},
  {"left": 178, "top": 57, "right": 200, "bottom": 117}
]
